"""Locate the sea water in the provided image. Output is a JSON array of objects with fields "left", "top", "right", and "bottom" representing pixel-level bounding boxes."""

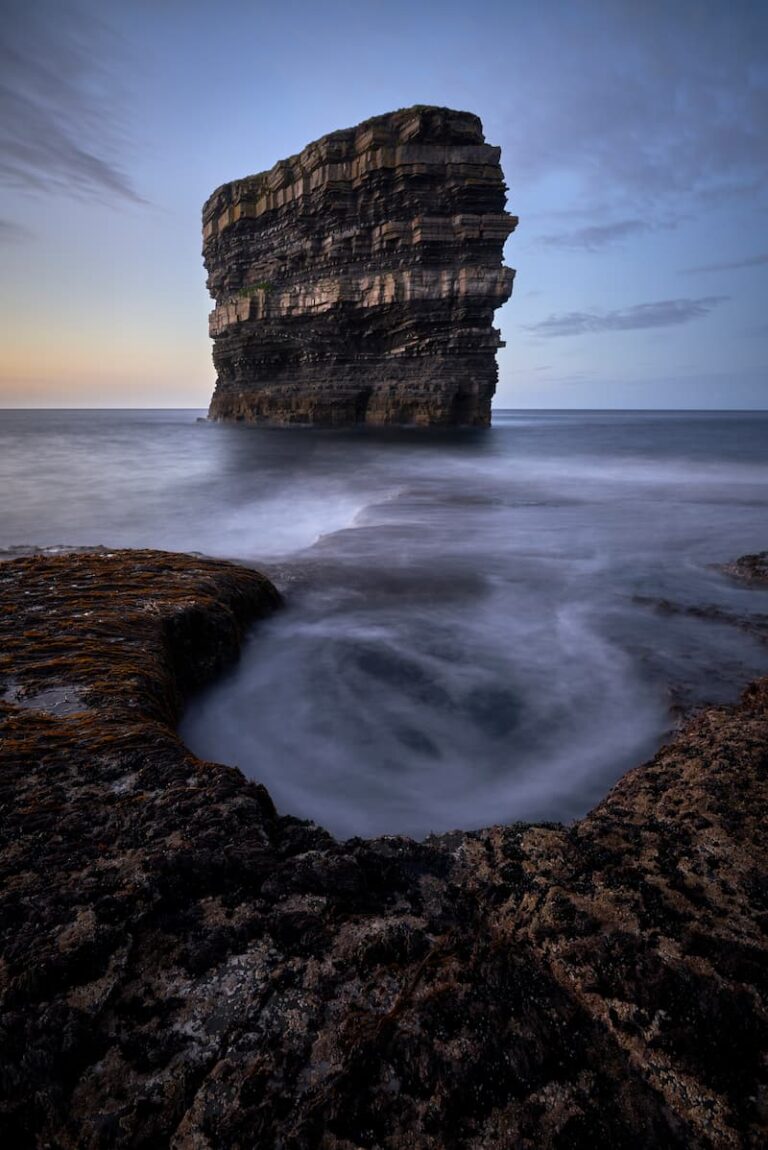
[{"left": 2, "top": 408, "right": 767, "bottom": 838}]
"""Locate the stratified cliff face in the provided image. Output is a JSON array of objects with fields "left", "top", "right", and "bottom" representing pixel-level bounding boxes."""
[{"left": 202, "top": 107, "right": 516, "bottom": 427}]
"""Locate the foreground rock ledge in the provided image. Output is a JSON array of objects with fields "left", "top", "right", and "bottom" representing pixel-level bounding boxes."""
[
  {"left": 1, "top": 551, "right": 766, "bottom": 1149},
  {"left": 203, "top": 106, "right": 516, "bottom": 427}
]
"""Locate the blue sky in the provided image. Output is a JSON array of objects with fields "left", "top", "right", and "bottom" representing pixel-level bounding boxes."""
[{"left": 1, "top": 0, "right": 766, "bottom": 408}]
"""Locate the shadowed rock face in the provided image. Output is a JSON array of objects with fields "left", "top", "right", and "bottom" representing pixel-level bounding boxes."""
[
  {"left": 202, "top": 106, "right": 516, "bottom": 427},
  {"left": 1, "top": 550, "right": 767, "bottom": 1147}
]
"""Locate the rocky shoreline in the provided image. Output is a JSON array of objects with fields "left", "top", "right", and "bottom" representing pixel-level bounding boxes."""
[{"left": 1, "top": 549, "right": 766, "bottom": 1147}]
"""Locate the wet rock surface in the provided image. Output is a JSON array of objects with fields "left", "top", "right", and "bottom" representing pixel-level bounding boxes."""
[
  {"left": 203, "top": 106, "right": 516, "bottom": 427},
  {"left": 1, "top": 550, "right": 767, "bottom": 1148},
  {"left": 633, "top": 593, "right": 768, "bottom": 647},
  {"left": 719, "top": 551, "right": 768, "bottom": 585}
]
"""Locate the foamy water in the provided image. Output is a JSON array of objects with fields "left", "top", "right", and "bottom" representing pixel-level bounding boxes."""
[{"left": 2, "top": 408, "right": 767, "bottom": 838}]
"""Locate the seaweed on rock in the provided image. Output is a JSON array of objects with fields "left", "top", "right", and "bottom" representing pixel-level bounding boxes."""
[{"left": 1, "top": 550, "right": 767, "bottom": 1148}]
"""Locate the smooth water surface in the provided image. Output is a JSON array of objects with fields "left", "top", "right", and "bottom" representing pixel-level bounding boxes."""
[{"left": 2, "top": 408, "right": 767, "bottom": 838}]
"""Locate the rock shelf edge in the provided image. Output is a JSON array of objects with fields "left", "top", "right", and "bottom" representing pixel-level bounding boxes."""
[{"left": 1, "top": 549, "right": 766, "bottom": 1148}]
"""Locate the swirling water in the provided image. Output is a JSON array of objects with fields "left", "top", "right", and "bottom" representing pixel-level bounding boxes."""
[{"left": 2, "top": 408, "right": 767, "bottom": 838}]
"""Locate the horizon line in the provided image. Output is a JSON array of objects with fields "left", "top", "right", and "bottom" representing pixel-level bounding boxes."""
[{"left": 1, "top": 406, "right": 767, "bottom": 414}]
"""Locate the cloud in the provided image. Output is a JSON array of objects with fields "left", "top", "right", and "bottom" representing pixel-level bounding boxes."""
[
  {"left": 742, "top": 321, "right": 768, "bottom": 338},
  {"left": 525, "top": 296, "right": 729, "bottom": 338},
  {"left": 683, "top": 253, "right": 768, "bottom": 274},
  {"left": 0, "top": 219, "right": 31, "bottom": 242},
  {"left": 538, "top": 219, "right": 648, "bottom": 251},
  {"left": 0, "top": 1, "right": 143, "bottom": 203},
  {"left": 497, "top": 1, "right": 768, "bottom": 209}
]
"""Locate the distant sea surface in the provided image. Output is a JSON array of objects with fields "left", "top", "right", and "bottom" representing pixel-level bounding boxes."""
[{"left": 2, "top": 408, "right": 767, "bottom": 838}]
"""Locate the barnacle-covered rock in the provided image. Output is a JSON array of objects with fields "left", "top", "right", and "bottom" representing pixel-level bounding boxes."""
[{"left": 1, "top": 550, "right": 767, "bottom": 1148}]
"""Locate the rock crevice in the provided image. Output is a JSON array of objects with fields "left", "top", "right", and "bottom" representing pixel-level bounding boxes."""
[{"left": 203, "top": 106, "right": 516, "bottom": 427}]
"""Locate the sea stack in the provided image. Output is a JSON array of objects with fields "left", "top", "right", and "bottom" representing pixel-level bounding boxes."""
[{"left": 202, "top": 107, "right": 516, "bottom": 427}]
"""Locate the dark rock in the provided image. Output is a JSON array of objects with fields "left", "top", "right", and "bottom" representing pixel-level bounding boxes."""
[
  {"left": 1, "top": 549, "right": 767, "bottom": 1147},
  {"left": 719, "top": 550, "right": 768, "bottom": 585},
  {"left": 202, "top": 106, "right": 516, "bottom": 428},
  {"left": 633, "top": 593, "right": 768, "bottom": 645}
]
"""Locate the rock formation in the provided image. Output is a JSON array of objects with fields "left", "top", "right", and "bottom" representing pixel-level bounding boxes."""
[
  {"left": 202, "top": 107, "right": 516, "bottom": 427},
  {"left": 1, "top": 549, "right": 767, "bottom": 1147},
  {"left": 719, "top": 550, "right": 768, "bottom": 584}
]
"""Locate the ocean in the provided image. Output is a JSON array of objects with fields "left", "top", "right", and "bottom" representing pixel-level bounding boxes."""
[{"left": 2, "top": 408, "right": 767, "bottom": 839}]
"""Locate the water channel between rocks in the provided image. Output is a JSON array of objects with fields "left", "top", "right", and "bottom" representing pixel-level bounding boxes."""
[{"left": 2, "top": 408, "right": 766, "bottom": 838}]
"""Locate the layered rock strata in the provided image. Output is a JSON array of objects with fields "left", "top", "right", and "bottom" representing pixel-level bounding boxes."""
[
  {"left": 203, "top": 106, "right": 516, "bottom": 427},
  {"left": 1, "top": 550, "right": 767, "bottom": 1147}
]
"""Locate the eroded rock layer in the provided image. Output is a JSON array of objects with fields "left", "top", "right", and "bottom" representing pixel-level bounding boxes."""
[
  {"left": 203, "top": 107, "right": 516, "bottom": 426},
  {"left": 1, "top": 550, "right": 767, "bottom": 1148}
]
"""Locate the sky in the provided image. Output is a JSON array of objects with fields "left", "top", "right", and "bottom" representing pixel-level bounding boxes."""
[{"left": 0, "top": 0, "right": 766, "bottom": 409}]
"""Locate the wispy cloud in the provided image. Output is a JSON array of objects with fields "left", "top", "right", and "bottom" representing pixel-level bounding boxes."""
[
  {"left": 0, "top": 218, "right": 31, "bottom": 242},
  {"left": 500, "top": 2, "right": 768, "bottom": 209},
  {"left": 743, "top": 321, "right": 768, "bottom": 338},
  {"left": 0, "top": 1, "right": 143, "bottom": 203},
  {"left": 525, "top": 297, "right": 729, "bottom": 338},
  {"left": 538, "top": 219, "right": 648, "bottom": 251},
  {"left": 683, "top": 253, "right": 768, "bottom": 274}
]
